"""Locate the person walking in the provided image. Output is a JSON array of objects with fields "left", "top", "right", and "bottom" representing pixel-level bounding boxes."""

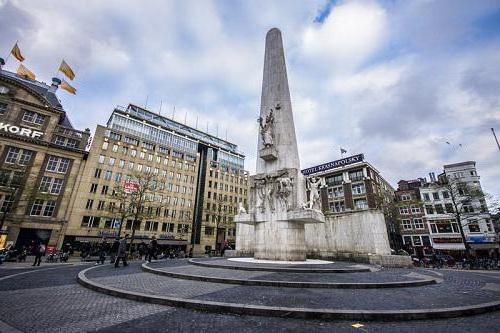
[
  {"left": 110, "top": 237, "right": 120, "bottom": 264},
  {"left": 147, "top": 236, "right": 158, "bottom": 263},
  {"left": 114, "top": 234, "right": 129, "bottom": 268},
  {"left": 32, "top": 242, "right": 45, "bottom": 266},
  {"left": 97, "top": 238, "right": 108, "bottom": 265}
]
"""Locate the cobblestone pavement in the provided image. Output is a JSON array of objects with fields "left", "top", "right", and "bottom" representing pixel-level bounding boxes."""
[
  {"left": 150, "top": 260, "right": 425, "bottom": 283},
  {"left": 0, "top": 260, "right": 499, "bottom": 332},
  {"left": 90, "top": 262, "right": 499, "bottom": 310},
  {"left": 191, "top": 257, "right": 372, "bottom": 269}
]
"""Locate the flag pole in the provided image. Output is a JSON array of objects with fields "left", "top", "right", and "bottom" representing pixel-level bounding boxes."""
[
  {"left": 492, "top": 128, "right": 500, "bottom": 152},
  {"left": 4, "top": 40, "right": 17, "bottom": 65}
]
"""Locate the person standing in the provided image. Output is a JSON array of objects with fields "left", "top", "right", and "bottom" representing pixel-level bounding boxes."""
[
  {"left": 147, "top": 236, "right": 158, "bottom": 263},
  {"left": 97, "top": 238, "right": 108, "bottom": 265},
  {"left": 114, "top": 234, "right": 129, "bottom": 268},
  {"left": 32, "top": 242, "right": 45, "bottom": 266},
  {"left": 110, "top": 237, "right": 120, "bottom": 264}
]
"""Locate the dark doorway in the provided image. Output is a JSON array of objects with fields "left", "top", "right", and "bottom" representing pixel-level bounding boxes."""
[{"left": 16, "top": 228, "right": 52, "bottom": 254}]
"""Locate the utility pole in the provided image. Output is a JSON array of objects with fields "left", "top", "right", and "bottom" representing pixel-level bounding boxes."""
[{"left": 492, "top": 128, "right": 500, "bottom": 152}]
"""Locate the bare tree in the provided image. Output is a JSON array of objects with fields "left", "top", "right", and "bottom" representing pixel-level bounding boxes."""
[
  {"left": 108, "top": 185, "right": 135, "bottom": 238},
  {"left": 212, "top": 193, "right": 234, "bottom": 253},
  {"left": 441, "top": 175, "right": 496, "bottom": 257}
]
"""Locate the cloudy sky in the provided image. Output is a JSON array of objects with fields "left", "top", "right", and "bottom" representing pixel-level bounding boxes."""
[{"left": 1, "top": 0, "right": 499, "bottom": 199}]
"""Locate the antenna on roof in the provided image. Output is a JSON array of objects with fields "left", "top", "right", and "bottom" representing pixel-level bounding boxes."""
[
  {"left": 225, "top": 127, "right": 228, "bottom": 141},
  {"left": 206, "top": 121, "right": 209, "bottom": 133},
  {"left": 144, "top": 95, "right": 149, "bottom": 109},
  {"left": 158, "top": 100, "right": 163, "bottom": 115},
  {"left": 195, "top": 115, "right": 199, "bottom": 129},
  {"left": 216, "top": 124, "right": 219, "bottom": 137},
  {"left": 184, "top": 111, "right": 187, "bottom": 125},
  {"left": 172, "top": 106, "right": 176, "bottom": 120}
]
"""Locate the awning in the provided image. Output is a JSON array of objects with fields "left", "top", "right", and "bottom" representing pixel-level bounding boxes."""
[
  {"left": 433, "top": 244, "right": 466, "bottom": 250},
  {"left": 74, "top": 236, "right": 188, "bottom": 246},
  {"left": 469, "top": 243, "right": 499, "bottom": 250}
]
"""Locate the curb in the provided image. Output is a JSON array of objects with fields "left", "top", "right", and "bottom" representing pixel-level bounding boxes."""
[
  {"left": 78, "top": 266, "right": 500, "bottom": 321},
  {"left": 188, "top": 259, "right": 372, "bottom": 273},
  {"left": 142, "top": 263, "right": 437, "bottom": 289}
]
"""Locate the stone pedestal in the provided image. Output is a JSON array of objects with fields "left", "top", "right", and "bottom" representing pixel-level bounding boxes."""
[{"left": 254, "top": 220, "right": 307, "bottom": 261}]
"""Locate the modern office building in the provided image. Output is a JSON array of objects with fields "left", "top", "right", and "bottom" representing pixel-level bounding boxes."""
[
  {"left": 64, "top": 104, "right": 248, "bottom": 255},
  {"left": 0, "top": 62, "right": 90, "bottom": 251},
  {"left": 301, "top": 154, "right": 400, "bottom": 249}
]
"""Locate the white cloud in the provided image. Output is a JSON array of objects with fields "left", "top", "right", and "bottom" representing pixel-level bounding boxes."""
[{"left": 302, "top": 0, "right": 388, "bottom": 71}]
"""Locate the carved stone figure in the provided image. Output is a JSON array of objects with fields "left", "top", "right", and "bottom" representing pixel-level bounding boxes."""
[
  {"left": 276, "top": 176, "right": 293, "bottom": 211},
  {"left": 238, "top": 202, "right": 247, "bottom": 214},
  {"left": 265, "top": 175, "right": 275, "bottom": 212},
  {"left": 255, "top": 178, "right": 266, "bottom": 213},
  {"left": 306, "top": 177, "right": 322, "bottom": 210},
  {"left": 258, "top": 107, "right": 275, "bottom": 147}
]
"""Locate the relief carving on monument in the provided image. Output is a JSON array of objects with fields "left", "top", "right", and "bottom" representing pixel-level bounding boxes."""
[{"left": 258, "top": 104, "right": 279, "bottom": 161}]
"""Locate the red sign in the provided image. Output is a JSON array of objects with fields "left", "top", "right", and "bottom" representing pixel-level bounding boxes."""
[
  {"left": 123, "top": 181, "right": 139, "bottom": 194},
  {"left": 46, "top": 245, "right": 56, "bottom": 254}
]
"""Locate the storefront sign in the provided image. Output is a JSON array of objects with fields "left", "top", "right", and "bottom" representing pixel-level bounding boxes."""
[
  {"left": 302, "top": 154, "right": 364, "bottom": 176},
  {"left": 0, "top": 122, "right": 43, "bottom": 139},
  {"left": 432, "top": 237, "right": 463, "bottom": 244},
  {"left": 466, "top": 235, "right": 494, "bottom": 244},
  {"left": 97, "top": 231, "right": 118, "bottom": 238}
]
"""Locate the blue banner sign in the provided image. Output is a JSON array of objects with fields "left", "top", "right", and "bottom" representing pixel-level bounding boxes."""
[{"left": 301, "top": 154, "right": 364, "bottom": 176}]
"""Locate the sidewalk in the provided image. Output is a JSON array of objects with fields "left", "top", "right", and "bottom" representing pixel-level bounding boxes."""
[{"left": 0, "top": 256, "right": 85, "bottom": 269}]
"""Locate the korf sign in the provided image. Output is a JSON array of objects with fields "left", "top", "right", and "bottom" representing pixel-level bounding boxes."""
[
  {"left": 302, "top": 154, "right": 364, "bottom": 176},
  {"left": 0, "top": 122, "right": 43, "bottom": 139}
]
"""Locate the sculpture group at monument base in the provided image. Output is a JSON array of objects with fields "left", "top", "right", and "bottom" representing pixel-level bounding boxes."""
[{"left": 235, "top": 210, "right": 412, "bottom": 267}]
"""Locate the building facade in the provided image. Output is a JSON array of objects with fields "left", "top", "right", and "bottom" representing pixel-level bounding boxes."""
[
  {"left": 0, "top": 64, "right": 90, "bottom": 251},
  {"left": 302, "top": 154, "right": 400, "bottom": 250},
  {"left": 397, "top": 161, "right": 497, "bottom": 258},
  {"left": 64, "top": 104, "right": 248, "bottom": 255}
]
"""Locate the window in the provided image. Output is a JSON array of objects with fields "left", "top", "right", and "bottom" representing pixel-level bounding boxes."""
[
  {"left": 131, "top": 150, "right": 137, "bottom": 157},
  {"left": 98, "top": 155, "right": 105, "bottom": 164},
  {"left": 463, "top": 205, "right": 474, "bottom": 213},
  {"left": 468, "top": 221, "right": 480, "bottom": 232},
  {"left": 403, "top": 235, "right": 412, "bottom": 245},
  {"left": 86, "top": 199, "right": 94, "bottom": 209},
  {"left": 30, "top": 200, "right": 56, "bottom": 217},
  {"left": 90, "top": 183, "right": 98, "bottom": 193},
  {"left": 22, "top": 110, "right": 45, "bottom": 125},
  {"left": 38, "top": 176, "right": 64, "bottom": 195},
  {"left": 423, "top": 193, "right": 430, "bottom": 201},
  {"left": 5, "top": 147, "right": 33, "bottom": 165},
  {"left": 412, "top": 236, "right": 422, "bottom": 246},
  {"left": 445, "top": 203, "right": 454, "bottom": 213},
  {"left": 145, "top": 221, "right": 159, "bottom": 231},
  {"left": 352, "top": 183, "right": 365, "bottom": 195},
  {"left": 124, "top": 136, "right": 139, "bottom": 146},
  {"left": 0, "top": 194, "right": 14, "bottom": 213},
  {"left": 81, "top": 216, "right": 100, "bottom": 228},
  {"left": 354, "top": 199, "right": 368, "bottom": 210},
  {"left": 422, "top": 236, "right": 431, "bottom": 246},
  {"left": 413, "top": 218, "right": 425, "bottom": 229},
  {"left": 114, "top": 173, "right": 122, "bottom": 182},
  {"left": 401, "top": 219, "right": 412, "bottom": 230},
  {"left": 425, "top": 205, "right": 434, "bottom": 214},
  {"left": 119, "top": 160, "right": 125, "bottom": 168},
  {"left": 410, "top": 205, "right": 421, "bottom": 214},
  {"left": 435, "top": 204, "right": 444, "bottom": 214},
  {"left": 430, "top": 224, "right": 437, "bottom": 233},
  {"left": 330, "top": 201, "right": 345, "bottom": 213},
  {"left": 46, "top": 156, "right": 70, "bottom": 174},
  {"left": 112, "top": 144, "right": 118, "bottom": 152},
  {"left": 162, "top": 222, "right": 174, "bottom": 232},
  {"left": 101, "top": 185, "right": 109, "bottom": 195},
  {"left": 104, "top": 170, "right": 112, "bottom": 180},
  {"left": 128, "top": 162, "right": 134, "bottom": 170},
  {"left": 110, "top": 132, "right": 121, "bottom": 141},
  {"left": 204, "top": 226, "right": 214, "bottom": 236},
  {"left": 102, "top": 142, "right": 109, "bottom": 150},
  {"left": 401, "top": 194, "right": 411, "bottom": 201},
  {"left": 0, "top": 102, "right": 7, "bottom": 115},
  {"left": 399, "top": 206, "right": 409, "bottom": 215},
  {"left": 109, "top": 157, "right": 115, "bottom": 166},
  {"left": 349, "top": 170, "right": 363, "bottom": 182},
  {"left": 432, "top": 192, "right": 439, "bottom": 200},
  {"left": 442, "top": 191, "right": 450, "bottom": 199},
  {"left": 326, "top": 174, "right": 343, "bottom": 186}
]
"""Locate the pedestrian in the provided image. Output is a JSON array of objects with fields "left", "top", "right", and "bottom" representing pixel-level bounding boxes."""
[
  {"left": 97, "top": 238, "right": 108, "bottom": 265},
  {"left": 110, "top": 237, "right": 120, "bottom": 264},
  {"left": 147, "top": 236, "right": 158, "bottom": 263},
  {"left": 32, "top": 242, "right": 45, "bottom": 266},
  {"left": 138, "top": 241, "right": 146, "bottom": 261},
  {"left": 114, "top": 234, "right": 129, "bottom": 268},
  {"left": 188, "top": 247, "right": 193, "bottom": 258}
]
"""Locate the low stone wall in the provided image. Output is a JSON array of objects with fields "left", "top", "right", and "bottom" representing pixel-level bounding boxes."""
[{"left": 305, "top": 210, "right": 392, "bottom": 257}]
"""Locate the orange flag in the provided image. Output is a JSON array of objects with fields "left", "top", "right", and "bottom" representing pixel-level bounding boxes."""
[
  {"left": 60, "top": 79, "right": 76, "bottom": 94},
  {"left": 59, "top": 60, "right": 75, "bottom": 80},
  {"left": 16, "top": 64, "right": 35, "bottom": 80},
  {"left": 11, "top": 43, "right": 25, "bottom": 62}
]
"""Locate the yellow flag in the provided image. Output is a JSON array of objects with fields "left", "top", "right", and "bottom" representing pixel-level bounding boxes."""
[
  {"left": 11, "top": 43, "right": 25, "bottom": 62},
  {"left": 60, "top": 79, "right": 76, "bottom": 95},
  {"left": 16, "top": 64, "right": 35, "bottom": 80},
  {"left": 59, "top": 60, "right": 75, "bottom": 80}
]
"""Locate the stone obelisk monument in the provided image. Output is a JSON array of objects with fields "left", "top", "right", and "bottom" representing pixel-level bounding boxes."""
[{"left": 235, "top": 28, "right": 325, "bottom": 261}]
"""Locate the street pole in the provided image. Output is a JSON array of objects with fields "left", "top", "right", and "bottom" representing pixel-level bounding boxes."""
[{"left": 492, "top": 128, "right": 500, "bottom": 152}]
